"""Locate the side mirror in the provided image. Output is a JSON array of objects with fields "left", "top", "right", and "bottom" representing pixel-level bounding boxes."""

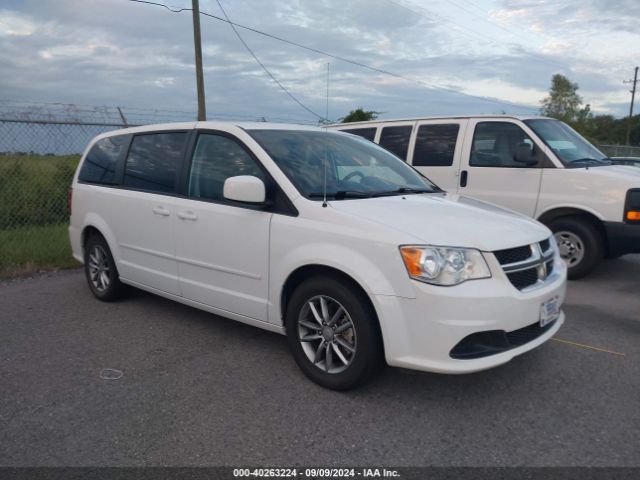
[
  {"left": 223, "top": 175, "right": 266, "bottom": 204},
  {"left": 514, "top": 143, "right": 537, "bottom": 165}
]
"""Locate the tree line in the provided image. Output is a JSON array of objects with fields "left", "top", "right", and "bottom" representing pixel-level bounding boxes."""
[{"left": 541, "top": 74, "right": 638, "bottom": 146}]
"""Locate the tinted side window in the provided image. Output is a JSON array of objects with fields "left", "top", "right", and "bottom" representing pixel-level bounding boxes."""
[
  {"left": 413, "top": 124, "right": 459, "bottom": 167},
  {"left": 123, "top": 132, "right": 187, "bottom": 193},
  {"left": 78, "top": 136, "right": 126, "bottom": 184},
  {"left": 188, "top": 134, "right": 266, "bottom": 202},
  {"left": 379, "top": 126, "right": 412, "bottom": 161},
  {"left": 470, "top": 122, "right": 535, "bottom": 168},
  {"left": 342, "top": 127, "right": 377, "bottom": 142}
]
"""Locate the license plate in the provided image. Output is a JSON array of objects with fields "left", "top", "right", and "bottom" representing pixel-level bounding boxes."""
[{"left": 540, "top": 296, "right": 560, "bottom": 327}]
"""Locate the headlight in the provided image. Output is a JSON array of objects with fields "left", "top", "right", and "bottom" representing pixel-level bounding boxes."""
[{"left": 399, "top": 245, "right": 491, "bottom": 286}]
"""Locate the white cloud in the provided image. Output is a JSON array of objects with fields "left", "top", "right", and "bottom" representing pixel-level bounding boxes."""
[
  {"left": 0, "top": 0, "right": 636, "bottom": 121},
  {"left": 0, "top": 9, "right": 35, "bottom": 36}
]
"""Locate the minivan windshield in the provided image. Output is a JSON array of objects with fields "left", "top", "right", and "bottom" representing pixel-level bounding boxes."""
[
  {"left": 524, "top": 119, "right": 611, "bottom": 167},
  {"left": 248, "top": 129, "right": 438, "bottom": 199}
]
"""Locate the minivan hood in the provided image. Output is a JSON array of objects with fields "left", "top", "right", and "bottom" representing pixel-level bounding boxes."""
[{"left": 328, "top": 193, "right": 550, "bottom": 251}]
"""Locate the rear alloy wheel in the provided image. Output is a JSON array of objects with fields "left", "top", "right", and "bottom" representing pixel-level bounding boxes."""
[
  {"left": 84, "top": 235, "right": 126, "bottom": 301},
  {"left": 285, "top": 276, "right": 383, "bottom": 390},
  {"left": 549, "top": 217, "right": 603, "bottom": 280}
]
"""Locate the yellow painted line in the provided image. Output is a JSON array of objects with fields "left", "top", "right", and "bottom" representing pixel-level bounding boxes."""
[{"left": 551, "top": 337, "right": 626, "bottom": 357}]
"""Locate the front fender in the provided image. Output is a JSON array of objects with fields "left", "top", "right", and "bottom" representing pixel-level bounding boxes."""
[{"left": 268, "top": 240, "right": 415, "bottom": 325}]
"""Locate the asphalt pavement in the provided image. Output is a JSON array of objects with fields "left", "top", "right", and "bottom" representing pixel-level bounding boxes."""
[{"left": 1, "top": 256, "right": 639, "bottom": 466}]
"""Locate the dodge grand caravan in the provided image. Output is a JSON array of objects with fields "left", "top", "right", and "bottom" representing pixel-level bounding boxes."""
[
  {"left": 330, "top": 116, "right": 640, "bottom": 279},
  {"left": 69, "top": 122, "right": 567, "bottom": 389}
]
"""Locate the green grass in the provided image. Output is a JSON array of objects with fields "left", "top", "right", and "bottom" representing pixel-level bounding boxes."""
[
  {"left": 0, "top": 223, "right": 80, "bottom": 278},
  {"left": 0, "top": 153, "right": 80, "bottom": 229},
  {"left": 0, "top": 154, "right": 81, "bottom": 278}
]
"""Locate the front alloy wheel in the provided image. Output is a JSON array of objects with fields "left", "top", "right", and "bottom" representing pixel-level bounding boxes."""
[
  {"left": 285, "top": 276, "right": 383, "bottom": 390},
  {"left": 297, "top": 295, "right": 357, "bottom": 374}
]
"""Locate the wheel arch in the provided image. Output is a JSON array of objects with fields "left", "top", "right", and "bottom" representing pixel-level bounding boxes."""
[
  {"left": 79, "top": 215, "right": 120, "bottom": 262},
  {"left": 280, "top": 264, "right": 383, "bottom": 338},
  {"left": 537, "top": 207, "right": 609, "bottom": 256},
  {"left": 81, "top": 225, "right": 102, "bottom": 249}
]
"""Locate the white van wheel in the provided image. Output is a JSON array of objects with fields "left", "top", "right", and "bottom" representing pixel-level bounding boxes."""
[{"left": 549, "top": 217, "right": 603, "bottom": 280}]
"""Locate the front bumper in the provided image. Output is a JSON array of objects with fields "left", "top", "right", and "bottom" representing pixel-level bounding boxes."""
[
  {"left": 604, "top": 221, "right": 640, "bottom": 256},
  {"left": 372, "top": 259, "right": 567, "bottom": 374}
]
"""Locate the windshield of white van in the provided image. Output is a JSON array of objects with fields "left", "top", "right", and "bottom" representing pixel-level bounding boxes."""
[
  {"left": 247, "top": 130, "right": 439, "bottom": 199},
  {"left": 524, "top": 119, "right": 611, "bottom": 167}
]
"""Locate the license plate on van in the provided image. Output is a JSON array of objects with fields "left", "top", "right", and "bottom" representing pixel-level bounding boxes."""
[{"left": 540, "top": 296, "right": 560, "bottom": 327}]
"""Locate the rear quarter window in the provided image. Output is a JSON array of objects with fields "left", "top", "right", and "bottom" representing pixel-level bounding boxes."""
[
  {"left": 78, "top": 136, "right": 126, "bottom": 185},
  {"left": 379, "top": 125, "right": 412, "bottom": 161},
  {"left": 341, "top": 127, "right": 377, "bottom": 142}
]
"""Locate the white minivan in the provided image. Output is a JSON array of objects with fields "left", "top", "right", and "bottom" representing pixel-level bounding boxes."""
[
  {"left": 69, "top": 122, "right": 566, "bottom": 389},
  {"left": 329, "top": 116, "right": 640, "bottom": 279}
]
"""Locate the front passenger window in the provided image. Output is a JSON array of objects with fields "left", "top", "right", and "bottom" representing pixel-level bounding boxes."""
[
  {"left": 470, "top": 122, "right": 536, "bottom": 168},
  {"left": 188, "top": 134, "right": 266, "bottom": 201}
]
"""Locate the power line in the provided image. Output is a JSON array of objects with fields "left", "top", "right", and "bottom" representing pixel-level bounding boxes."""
[
  {"left": 213, "top": 0, "right": 325, "bottom": 121},
  {"left": 128, "top": 1, "right": 415, "bottom": 85},
  {"left": 456, "top": 0, "right": 488, "bottom": 16},
  {"left": 446, "top": 0, "right": 537, "bottom": 44},
  {"left": 127, "top": 0, "right": 189, "bottom": 13},
  {"left": 126, "top": 0, "right": 537, "bottom": 113}
]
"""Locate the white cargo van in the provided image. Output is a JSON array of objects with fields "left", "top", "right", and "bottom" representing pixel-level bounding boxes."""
[
  {"left": 329, "top": 116, "right": 640, "bottom": 278},
  {"left": 69, "top": 122, "right": 566, "bottom": 389}
]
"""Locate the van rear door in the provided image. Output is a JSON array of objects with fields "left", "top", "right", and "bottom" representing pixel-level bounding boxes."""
[{"left": 408, "top": 119, "right": 467, "bottom": 191}]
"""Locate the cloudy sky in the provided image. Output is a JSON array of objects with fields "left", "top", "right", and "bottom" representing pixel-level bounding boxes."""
[{"left": 0, "top": 0, "right": 638, "bottom": 124}]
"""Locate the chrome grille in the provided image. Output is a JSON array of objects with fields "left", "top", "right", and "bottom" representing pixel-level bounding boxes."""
[{"left": 494, "top": 238, "right": 557, "bottom": 291}]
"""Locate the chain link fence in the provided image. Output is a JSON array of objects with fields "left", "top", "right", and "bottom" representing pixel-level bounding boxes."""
[
  {"left": 0, "top": 101, "right": 317, "bottom": 276},
  {"left": 0, "top": 102, "right": 159, "bottom": 276},
  {"left": 0, "top": 121, "right": 130, "bottom": 276},
  {"left": 599, "top": 144, "right": 640, "bottom": 158}
]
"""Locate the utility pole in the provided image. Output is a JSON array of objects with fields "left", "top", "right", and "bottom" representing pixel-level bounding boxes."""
[
  {"left": 624, "top": 66, "right": 638, "bottom": 146},
  {"left": 191, "top": 0, "right": 206, "bottom": 121}
]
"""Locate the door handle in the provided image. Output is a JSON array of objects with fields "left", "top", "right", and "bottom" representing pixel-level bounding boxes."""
[
  {"left": 152, "top": 206, "right": 171, "bottom": 216},
  {"left": 177, "top": 210, "right": 198, "bottom": 221},
  {"left": 460, "top": 170, "right": 468, "bottom": 188}
]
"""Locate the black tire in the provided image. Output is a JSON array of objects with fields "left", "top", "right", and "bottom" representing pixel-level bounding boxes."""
[
  {"left": 548, "top": 217, "right": 603, "bottom": 280},
  {"left": 84, "top": 234, "right": 126, "bottom": 301},
  {"left": 285, "top": 275, "right": 383, "bottom": 390}
]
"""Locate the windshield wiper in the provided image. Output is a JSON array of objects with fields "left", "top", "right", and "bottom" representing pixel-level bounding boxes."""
[
  {"left": 371, "top": 187, "right": 434, "bottom": 197},
  {"left": 308, "top": 190, "right": 372, "bottom": 200},
  {"left": 568, "top": 157, "right": 611, "bottom": 167}
]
